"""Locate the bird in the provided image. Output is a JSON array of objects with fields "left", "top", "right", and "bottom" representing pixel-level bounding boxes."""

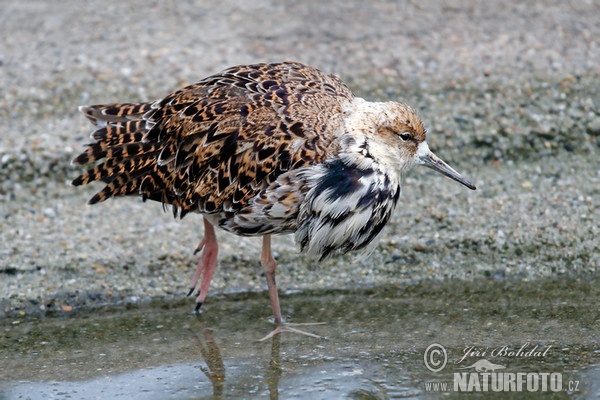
[{"left": 72, "top": 61, "right": 476, "bottom": 340}]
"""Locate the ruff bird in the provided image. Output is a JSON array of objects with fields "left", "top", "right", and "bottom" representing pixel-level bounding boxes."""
[{"left": 73, "top": 62, "right": 476, "bottom": 340}]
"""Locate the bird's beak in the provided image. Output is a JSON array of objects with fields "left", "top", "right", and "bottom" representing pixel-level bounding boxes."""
[{"left": 419, "top": 150, "right": 476, "bottom": 190}]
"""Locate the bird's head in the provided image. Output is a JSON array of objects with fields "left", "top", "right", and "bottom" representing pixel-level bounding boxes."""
[{"left": 343, "top": 100, "right": 476, "bottom": 190}]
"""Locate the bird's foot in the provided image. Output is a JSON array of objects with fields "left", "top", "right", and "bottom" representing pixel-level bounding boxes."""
[
  {"left": 193, "top": 237, "right": 207, "bottom": 256},
  {"left": 259, "top": 322, "right": 326, "bottom": 342},
  {"left": 185, "top": 287, "right": 203, "bottom": 312},
  {"left": 187, "top": 219, "right": 219, "bottom": 311}
]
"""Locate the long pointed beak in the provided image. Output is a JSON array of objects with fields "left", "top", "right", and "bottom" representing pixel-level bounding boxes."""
[{"left": 420, "top": 151, "right": 476, "bottom": 190}]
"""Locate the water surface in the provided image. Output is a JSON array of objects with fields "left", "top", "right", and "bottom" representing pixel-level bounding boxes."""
[{"left": 1, "top": 278, "right": 598, "bottom": 399}]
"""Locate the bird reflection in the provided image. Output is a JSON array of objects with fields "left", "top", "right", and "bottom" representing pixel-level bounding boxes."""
[
  {"left": 191, "top": 317, "right": 225, "bottom": 398},
  {"left": 266, "top": 334, "right": 282, "bottom": 400},
  {"left": 190, "top": 316, "right": 283, "bottom": 399}
]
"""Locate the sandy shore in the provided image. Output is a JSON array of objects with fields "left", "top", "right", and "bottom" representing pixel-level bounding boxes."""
[{"left": 1, "top": 0, "right": 598, "bottom": 317}]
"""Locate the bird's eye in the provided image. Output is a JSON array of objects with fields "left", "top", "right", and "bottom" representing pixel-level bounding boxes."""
[{"left": 399, "top": 132, "right": 413, "bottom": 142}]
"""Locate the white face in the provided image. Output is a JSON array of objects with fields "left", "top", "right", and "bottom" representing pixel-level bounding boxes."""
[
  {"left": 415, "top": 141, "right": 431, "bottom": 165},
  {"left": 340, "top": 99, "right": 429, "bottom": 180}
]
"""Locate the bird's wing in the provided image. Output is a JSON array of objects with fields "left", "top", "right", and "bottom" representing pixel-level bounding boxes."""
[{"left": 73, "top": 62, "right": 355, "bottom": 217}]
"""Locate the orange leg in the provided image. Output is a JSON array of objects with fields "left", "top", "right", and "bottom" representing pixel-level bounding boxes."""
[
  {"left": 261, "top": 235, "right": 283, "bottom": 324},
  {"left": 187, "top": 217, "right": 219, "bottom": 312},
  {"left": 259, "top": 235, "right": 324, "bottom": 341}
]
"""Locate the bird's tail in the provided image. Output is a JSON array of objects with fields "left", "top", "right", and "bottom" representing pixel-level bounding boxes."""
[{"left": 72, "top": 103, "right": 161, "bottom": 204}]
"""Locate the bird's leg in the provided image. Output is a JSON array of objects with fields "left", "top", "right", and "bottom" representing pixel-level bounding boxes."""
[
  {"left": 261, "top": 235, "right": 283, "bottom": 325},
  {"left": 258, "top": 235, "right": 324, "bottom": 341},
  {"left": 187, "top": 217, "right": 219, "bottom": 312}
]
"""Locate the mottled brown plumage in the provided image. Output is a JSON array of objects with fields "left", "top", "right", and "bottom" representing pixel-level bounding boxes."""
[
  {"left": 73, "top": 61, "right": 475, "bottom": 340},
  {"left": 75, "top": 62, "right": 353, "bottom": 219}
]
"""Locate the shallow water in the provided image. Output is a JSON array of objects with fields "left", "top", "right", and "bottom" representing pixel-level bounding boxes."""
[{"left": 1, "top": 277, "right": 598, "bottom": 399}]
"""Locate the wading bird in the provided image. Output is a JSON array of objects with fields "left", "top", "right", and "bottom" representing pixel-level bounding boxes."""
[{"left": 73, "top": 62, "right": 476, "bottom": 340}]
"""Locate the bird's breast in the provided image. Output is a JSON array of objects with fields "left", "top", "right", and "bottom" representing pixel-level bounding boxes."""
[{"left": 296, "top": 158, "right": 400, "bottom": 260}]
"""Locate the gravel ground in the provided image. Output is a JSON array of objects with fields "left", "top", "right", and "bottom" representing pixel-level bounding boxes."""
[{"left": 1, "top": 0, "right": 598, "bottom": 317}]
